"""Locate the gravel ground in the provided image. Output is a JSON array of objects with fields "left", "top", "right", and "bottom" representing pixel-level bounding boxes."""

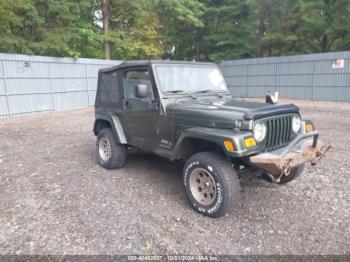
[{"left": 0, "top": 98, "right": 349, "bottom": 255}]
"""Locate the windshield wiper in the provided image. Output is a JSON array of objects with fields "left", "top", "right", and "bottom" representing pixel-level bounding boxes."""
[
  {"left": 194, "top": 89, "right": 222, "bottom": 98},
  {"left": 193, "top": 89, "right": 230, "bottom": 98},
  {"left": 162, "top": 90, "right": 198, "bottom": 100},
  {"left": 162, "top": 90, "right": 186, "bottom": 94},
  {"left": 193, "top": 89, "right": 211, "bottom": 94}
]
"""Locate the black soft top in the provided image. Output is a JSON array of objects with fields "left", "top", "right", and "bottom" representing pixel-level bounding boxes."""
[
  {"left": 96, "top": 60, "right": 217, "bottom": 109},
  {"left": 99, "top": 60, "right": 217, "bottom": 73}
]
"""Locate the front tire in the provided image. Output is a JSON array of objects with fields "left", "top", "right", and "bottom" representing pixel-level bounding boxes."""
[
  {"left": 96, "top": 128, "right": 126, "bottom": 169},
  {"left": 183, "top": 151, "right": 240, "bottom": 218}
]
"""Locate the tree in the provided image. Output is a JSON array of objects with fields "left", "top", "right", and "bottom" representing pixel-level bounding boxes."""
[
  {"left": 0, "top": 0, "right": 102, "bottom": 58},
  {"left": 252, "top": 0, "right": 304, "bottom": 57},
  {"left": 297, "top": 0, "right": 350, "bottom": 53},
  {"left": 100, "top": 0, "right": 111, "bottom": 59},
  {"left": 156, "top": 0, "right": 205, "bottom": 60},
  {"left": 0, "top": 0, "right": 41, "bottom": 54},
  {"left": 1, "top": 0, "right": 350, "bottom": 60},
  {"left": 33, "top": 0, "right": 102, "bottom": 58},
  {"left": 197, "top": 0, "right": 253, "bottom": 61}
]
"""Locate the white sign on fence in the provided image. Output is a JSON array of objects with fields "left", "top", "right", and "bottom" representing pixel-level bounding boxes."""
[{"left": 332, "top": 59, "right": 345, "bottom": 69}]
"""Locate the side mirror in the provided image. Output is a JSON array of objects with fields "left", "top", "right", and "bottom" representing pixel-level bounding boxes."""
[{"left": 135, "top": 84, "right": 148, "bottom": 98}]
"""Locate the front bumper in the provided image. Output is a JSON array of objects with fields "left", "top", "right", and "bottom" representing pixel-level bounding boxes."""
[{"left": 247, "top": 131, "right": 330, "bottom": 177}]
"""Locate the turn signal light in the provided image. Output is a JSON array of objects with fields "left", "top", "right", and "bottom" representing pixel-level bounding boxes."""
[
  {"left": 224, "top": 140, "right": 235, "bottom": 152},
  {"left": 244, "top": 137, "right": 256, "bottom": 148},
  {"left": 305, "top": 123, "right": 314, "bottom": 133}
]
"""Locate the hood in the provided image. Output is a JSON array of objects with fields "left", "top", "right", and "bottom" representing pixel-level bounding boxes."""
[{"left": 165, "top": 98, "right": 299, "bottom": 129}]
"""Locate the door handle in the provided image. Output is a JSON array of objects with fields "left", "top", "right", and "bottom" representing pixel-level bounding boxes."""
[
  {"left": 150, "top": 100, "right": 159, "bottom": 110},
  {"left": 123, "top": 100, "right": 130, "bottom": 109}
]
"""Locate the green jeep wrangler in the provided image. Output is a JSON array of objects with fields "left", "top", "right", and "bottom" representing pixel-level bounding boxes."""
[{"left": 93, "top": 60, "right": 329, "bottom": 218}]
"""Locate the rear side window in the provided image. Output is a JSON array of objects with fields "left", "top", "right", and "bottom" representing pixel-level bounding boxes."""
[
  {"left": 124, "top": 69, "right": 154, "bottom": 100},
  {"left": 96, "top": 70, "right": 123, "bottom": 108}
]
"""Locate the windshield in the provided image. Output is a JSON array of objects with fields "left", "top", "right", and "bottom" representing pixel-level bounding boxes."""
[{"left": 153, "top": 64, "right": 228, "bottom": 94}]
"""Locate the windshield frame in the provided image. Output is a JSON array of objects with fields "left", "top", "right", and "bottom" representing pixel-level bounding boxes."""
[{"left": 151, "top": 63, "right": 229, "bottom": 98}]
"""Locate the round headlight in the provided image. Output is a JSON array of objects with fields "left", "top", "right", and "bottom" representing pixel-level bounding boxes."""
[
  {"left": 253, "top": 121, "right": 267, "bottom": 142},
  {"left": 292, "top": 115, "right": 301, "bottom": 133}
]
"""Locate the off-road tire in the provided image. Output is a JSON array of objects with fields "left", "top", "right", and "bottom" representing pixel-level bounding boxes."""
[
  {"left": 183, "top": 151, "right": 240, "bottom": 218},
  {"left": 278, "top": 164, "right": 305, "bottom": 184},
  {"left": 96, "top": 128, "right": 126, "bottom": 169}
]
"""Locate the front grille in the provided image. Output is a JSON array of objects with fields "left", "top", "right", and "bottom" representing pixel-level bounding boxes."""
[{"left": 265, "top": 116, "right": 292, "bottom": 151}]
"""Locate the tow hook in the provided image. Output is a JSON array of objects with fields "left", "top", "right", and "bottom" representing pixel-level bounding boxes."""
[
  {"left": 275, "top": 161, "right": 292, "bottom": 184},
  {"left": 261, "top": 161, "right": 292, "bottom": 184}
]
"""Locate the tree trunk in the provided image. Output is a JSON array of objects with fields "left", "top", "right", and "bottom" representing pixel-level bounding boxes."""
[
  {"left": 257, "top": 17, "right": 265, "bottom": 57},
  {"left": 100, "top": 0, "right": 111, "bottom": 60},
  {"left": 321, "top": 34, "right": 328, "bottom": 52}
]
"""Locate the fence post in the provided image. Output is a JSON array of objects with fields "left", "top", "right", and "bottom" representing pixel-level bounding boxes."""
[
  {"left": 84, "top": 64, "right": 90, "bottom": 106},
  {"left": 1, "top": 60, "right": 11, "bottom": 117},
  {"left": 275, "top": 63, "right": 279, "bottom": 93},
  {"left": 348, "top": 57, "right": 350, "bottom": 101},
  {"left": 245, "top": 64, "right": 249, "bottom": 97},
  {"left": 312, "top": 60, "right": 316, "bottom": 100},
  {"left": 47, "top": 62, "right": 55, "bottom": 112}
]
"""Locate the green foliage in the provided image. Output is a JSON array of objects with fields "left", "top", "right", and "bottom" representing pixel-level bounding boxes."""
[
  {"left": 104, "top": 0, "right": 164, "bottom": 59},
  {"left": 199, "top": 0, "right": 253, "bottom": 61},
  {"left": 156, "top": 0, "right": 206, "bottom": 60},
  {"left": 0, "top": 0, "right": 350, "bottom": 60},
  {"left": 0, "top": 0, "right": 41, "bottom": 54},
  {"left": 297, "top": 0, "right": 350, "bottom": 53},
  {"left": 0, "top": 0, "right": 104, "bottom": 58}
]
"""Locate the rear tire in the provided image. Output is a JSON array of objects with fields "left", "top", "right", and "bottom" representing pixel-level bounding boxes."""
[
  {"left": 96, "top": 128, "right": 126, "bottom": 170},
  {"left": 183, "top": 151, "right": 240, "bottom": 218}
]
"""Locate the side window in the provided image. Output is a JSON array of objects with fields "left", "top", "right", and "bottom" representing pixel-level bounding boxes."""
[
  {"left": 98, "top": 70, "right": 122, "bottom": 107},
  {"left": 124, "top": 69, "right": 154, "bottom": 100}
]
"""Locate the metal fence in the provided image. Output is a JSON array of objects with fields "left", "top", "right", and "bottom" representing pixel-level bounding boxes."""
[
  {"left": 0, "top": 53, "right": 120, "bottom": 117},
  {"left": 220, "top": 51, "right": 350, "bottom": 101},
  {"left": 1, "top": 52, "right": 349, "bottom": 118}
]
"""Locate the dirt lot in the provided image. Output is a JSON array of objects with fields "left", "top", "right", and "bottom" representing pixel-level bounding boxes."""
[{"left": 0, "top": 98, "right": 349, "bottom": 255}]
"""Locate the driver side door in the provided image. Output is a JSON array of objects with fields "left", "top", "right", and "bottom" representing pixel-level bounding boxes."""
[{"left": 120, "top": 66, "right": 160, "bottom": 151}]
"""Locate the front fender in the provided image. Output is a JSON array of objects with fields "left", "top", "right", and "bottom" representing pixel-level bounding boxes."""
[
  {"left": 171, "top": 127, "right": 259, "bottom": 160},
  {"left": 94, "top": 114, "right": 127, "bottom": 144}
]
